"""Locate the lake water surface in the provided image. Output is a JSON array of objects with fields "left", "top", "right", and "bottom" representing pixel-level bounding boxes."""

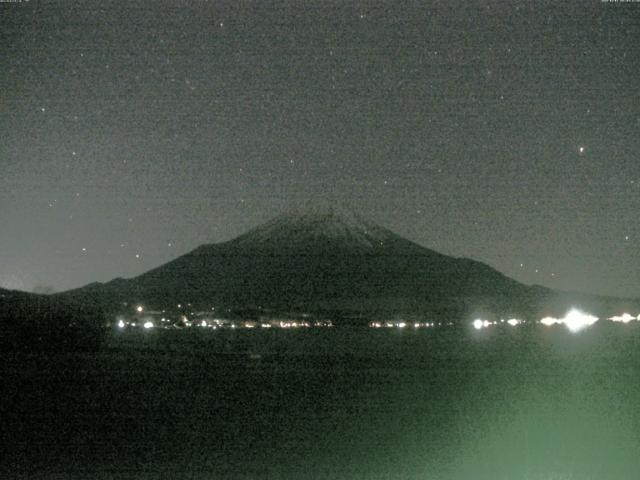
[{"left": 3, "top": 324, "right": 640, "bottom": 479}]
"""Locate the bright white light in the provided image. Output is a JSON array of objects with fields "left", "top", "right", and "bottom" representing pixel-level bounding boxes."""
[
  {"left": 473, "top": 319, "right": 484, "bottom": 330},
  {"left": 609, "top": 313, "right": 635, "bottom": 323},
  {"left": 200, "top": 320, "right": 207, "bottom": 327},
  {"left": 562, "top": 308, "right": 598, "bottom": 333},
  {"left": 483, "top": 320, "right": 491, "bottom": 328},
  {"left": 506, "top": 318, "right": 521, "bottom": 326},
  {"left": 117, "top": 320, "right": 125, "bottom": 329},
  {"left": 397, "top": 322, "right": 406, "bottom": 328},
  {"left": 540, "top": 316, "right": 561, "bottom": 326},
  {"left": 136, "top": 305, "right": 143, "bottom": 313},
  {"left": 143, "top": 321, "right": 154, "bottom": 329}
]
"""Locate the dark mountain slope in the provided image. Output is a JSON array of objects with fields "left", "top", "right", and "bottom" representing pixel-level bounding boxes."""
[{"left": 0, "top": 288, "right": 106, "bottom": 350}]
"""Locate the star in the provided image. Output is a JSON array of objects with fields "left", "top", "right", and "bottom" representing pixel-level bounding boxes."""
[{"left": 579, "top": 146, "right": 585, "bottom": 154}]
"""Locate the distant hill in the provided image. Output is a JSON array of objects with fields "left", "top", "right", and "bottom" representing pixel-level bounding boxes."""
[
  {"left": 57, "top": 205, "right": 639, "bottom": 322},
  {"left": 0, "top": 288, "right": 106, "bottom": 350}
]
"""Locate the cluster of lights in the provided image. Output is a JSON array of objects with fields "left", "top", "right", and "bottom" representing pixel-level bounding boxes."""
[
  {"left": 472, "top": 319, "right": 494, "bottom": 330},
  {"left": 472, "top": 318, "right": 524, "bottom": 330},
  {"left": 560, "top": 309, "right": 599, "bottom": 332},
  {"left": 540, "top": 316, "right": 563, "bottom": 327},
  {"left": 369, "top": 321, "right": 442, "bottom": 329},
  {"left": 609, "top": 313, "right": 640, "bottom": 323},
  {"left": 194, "top": 319, "right": 333, "bottom": 329},
  {"left": 116, "top": 306, "right": 640, "bottom": 334},
  {"left": 473, "top": 309, "right": 602, "bottom": 333},
  {"left": 116, "top": 314, "right": 333, "bottom": 330},
  {"left": 473, "top": 309, "right": 640, "bottom": 333},
  {"left": 117, "top": 318, "right": 155, "bottom": 329},
  {"left": 278, "top": 321, "right": 309, "bottom": 328},
  {"left": 537, "top": 310, "right": 640, "bottom": 332}
]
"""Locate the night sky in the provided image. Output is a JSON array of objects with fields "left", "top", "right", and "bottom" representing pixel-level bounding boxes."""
[{"left": 1, "top": 1, "right": 638, "bottom": 298}]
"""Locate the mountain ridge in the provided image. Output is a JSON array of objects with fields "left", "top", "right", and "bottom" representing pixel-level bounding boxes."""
[{"left": 55, "top": 206, "right": 639, "bottom": 322}]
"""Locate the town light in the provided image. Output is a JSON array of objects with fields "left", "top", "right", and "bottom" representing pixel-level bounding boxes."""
[
  {"left": 540, "top": 316, "right": 561, "bottom": 326},
  {"left": 562, "top": 308, "right": 598, "bottom": 333},
  {"left": 609, "top": 313, "right": 635, "bottom": 323}
]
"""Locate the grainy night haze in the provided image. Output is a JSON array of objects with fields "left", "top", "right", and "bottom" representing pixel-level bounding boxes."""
[{"left": 1, "top": 0, "right": 638, "bottom": 298}]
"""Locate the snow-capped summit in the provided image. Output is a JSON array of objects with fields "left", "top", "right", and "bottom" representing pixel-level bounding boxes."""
[{"left": 231, "top": 203, "right": 398, "bottom": 249}]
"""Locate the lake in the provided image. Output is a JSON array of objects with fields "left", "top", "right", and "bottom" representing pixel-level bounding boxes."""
[{"left": 3, "top": 323, "right": 640, "bottom": 479}]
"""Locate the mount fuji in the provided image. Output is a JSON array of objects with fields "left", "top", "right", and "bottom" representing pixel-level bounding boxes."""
[{"left": 58, "top": 205, "right": 636, "bottom": 322}]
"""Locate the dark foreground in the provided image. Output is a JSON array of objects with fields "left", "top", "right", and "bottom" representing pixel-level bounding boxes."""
[{"left": 3, "top": 324, "right": 640, "bottom": 479}]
